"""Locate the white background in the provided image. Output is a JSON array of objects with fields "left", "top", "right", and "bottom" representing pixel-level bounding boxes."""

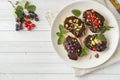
[{"left": 0, "top": 0, "right": 120, "bottom": 80}]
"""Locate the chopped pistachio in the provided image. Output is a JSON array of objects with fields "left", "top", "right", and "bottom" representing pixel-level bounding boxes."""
[
  {"left": 74, "top": 26, "right": 77, "bottom": 29},
  {"left": 76, "top": 19, "right": 79, "bottom": 23},
  {"left": 99, "top": 20, "right": 101, "bottom": 23},
  {"left": 76, "top": 28, "right": 80, "bottom": 31},
  {"left": 75, "top": 23, "right": 78, "bottom": 26},
  {"left": 90, "top": 38, "right": 93, "bottom": 40},
  {"left": 73, "top": 19, "right": 76, "bottom": 22},
  {"left": 92, "top": 41, "right": 95, "bottom": 45},
  {"left": 94, "top": 38, "right": 99, "bottom": 44},
  {"left": 78, "top": 26, "right": 82, "bottom": 29},
  {"left": 69, "top": 19, "right": 72, "bottom": 23},
  {"left": 77, "top": 49, "right": 80, "bottom": 52},
  {"left": 65, "top": 24, "right": 68, "bottom": 27},
  {"left": 81, "top": 24, "right": 83, "bottom": 26},
  {"left": 90, "top": 43, "right": 92, "bottom": 46},
  {"left": 98, "top": 40, "right": 102, "bottom": 44},
  {"left": 76, "top": 32, "right": 79, "bottom": 35}
]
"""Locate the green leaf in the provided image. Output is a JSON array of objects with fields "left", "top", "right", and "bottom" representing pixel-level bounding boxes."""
[
  {"left": 101, "top": 25, "right": 113, "bottom": 33},
  {"left": 19, "top": 0, "right": 27, "bottom": 8},
  {"left": 16, "top": 5, "right": 23, "bottom": 11},
  {"left": 72, "top": 9, "right": 81, "bottom": 17},
  {"left": 56, "top": 24, "right": 67, "bottom": 45},
  {"left": 80, "top": 46, "right": 88, "bottom": 57},
  {"left": 97, "top": 33, "right": 106, "bottom": 42},
  {"left": 56, "top": 32, "right": 62, "bottom": 37},
  {"left": 15, "top": 6, "right": 24, "bottom": 18},
  {"left": 25, "top": 1, "right": 29, "bottom": 9},
  {"left": 27, "top": 5, "right": 36, "bottom": 12},
  {"left": 59, "top": 24, "right": 67, "bottom": 34},
  {"left": 58, "top": 35, "right": 65, "bottom": 45}
]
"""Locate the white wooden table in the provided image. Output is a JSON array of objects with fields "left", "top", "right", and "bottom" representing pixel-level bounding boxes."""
[{"left": 0, "top": 0, "right": 120, "bottom": 80}]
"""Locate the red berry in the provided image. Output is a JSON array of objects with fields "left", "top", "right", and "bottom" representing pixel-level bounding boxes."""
[
  {"left": 95, "top": 23, "right": 99, "bottom": 26},
  {"left": 27, "top": 21, "right": 32, "bottom": 24},
  {"left": 27, "top": 25, "right": 32, "bottom": 31},
  {"left": 86, "top": 11, "right": 91, "bottom": 15},
  {"left": 25, "top": 15, "right": 29, "bottom": 19},
  {"left": 25, "top": 24, "right": 29, "bottom": 27},
  {"left": 31, "top": 24, "right": 35, "bottom": 27},
  {"left": 91, "top": 9, "right": 95, "bottom": 13},
  {"left": 92, "top": 15, "right": 96, "bottom": 19},
  {"left": 95, "top": 26, "right": 98, "bottom": 28},
  {"left": 94, "top": 21, "right": 99, "bottom": 26},
  {"left": 71, "top": 47, "right": 75, "bottom": 50},
  {"left": 87, "top": 15, "right": 92, "bottom": 19},
  {"left": 94, "top": 19, "right": 98, "bottom": 23},
  {"left": 93, "top": 19, "right": 99, "bottom": 26},
  {"left": 24, "top": 21, "right": 28, "bottom": 26},
  {"left": 88, "top": 19, "right": 92, "bottom": 23},
  {"left": 92, "top": 47, "right": 97, "bottom": 51}
]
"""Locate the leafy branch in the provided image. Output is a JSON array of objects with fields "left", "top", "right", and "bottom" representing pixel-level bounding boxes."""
[
  {"left": 8, "top": 0, "right": 36, "bottom": 19},
  {"left": 56, "top": 24, "right": 68, "bottom": 45},
  {"left": 101, "top": 25, "right": 113, "bottom": 33}
]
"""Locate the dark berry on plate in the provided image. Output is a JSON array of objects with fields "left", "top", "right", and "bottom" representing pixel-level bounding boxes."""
[
  {"left": 35, "top": 17, "right": 39, "bottom": 21},
  {"left": 84, "top": 34, "right": 107, "bottom": 52},
  {"left": 95, "top": 53, "right": 99, "bottom": 58},
  {"left": 64, "top": 16, "right": 86, "bottom": 38},
  {"left": 30, "top": 14, "right": 35, "bottom": 19},
  {"left": 16, "top": 24, "right": 21, "bottom": 31},
  {"left": 34, "top": 13, "right": 38, "bottom": 18},
  {"left": 19, "top": 23, "right": 23, "bottom": 30},
  {"left": 63, "top": 36, "right": 82, "bottom": 60},
  {"left": 83, "top": 9, "right": 105, "bottom": 33}
]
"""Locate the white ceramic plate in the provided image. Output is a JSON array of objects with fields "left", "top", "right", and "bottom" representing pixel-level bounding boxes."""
[{"left": 51, "top": 0, "right": 119, "bottom": 68}]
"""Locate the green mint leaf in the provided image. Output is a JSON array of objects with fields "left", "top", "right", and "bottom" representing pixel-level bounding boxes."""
[
  {"left": 72, "top": 9, "right": 81, "bottom": 17},
  {"left": 80, "top": 46, "right": 88, "bottom": 57},
  {"left": 101, "top": 25, "right": 113, "bottom": 33},
  {"left": 27, "top": 5, "right": 36, "bottom": 12},
  {"left": 56, "top": 32, "right": 62, "bottom": 37},
  {"left": 15, "top": 6, "right": 24, "bottom": 18},
  {"left": 58, "top": 35, "right": 65, "bottom": 45},
  {"left": 97, "top": 33, "right": 106, "bottom": 42},
  {"left": 59, "top": 24, "right": 67, "bottom": 34},
  {"left": 16, "top": 5, "right": 23, "bottom": 11},
  {"left": 56, "top": 24, "right": 67, "bottom": 45},
  {"left": 19, "top": 0, "right": 27, "bottom": 8}
]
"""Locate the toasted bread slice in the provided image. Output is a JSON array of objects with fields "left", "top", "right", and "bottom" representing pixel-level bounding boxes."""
[
  {"left": 84, "top": 34, "right": 107, "bottom": 52},
  {"left": 64, "top": 16, "right": 86, "bottom": 37},
  {"left": 83, "top": 9, "right": 105, "bottom": 33},
  {"left": 64, "top": 36, "right": 82, "bottom": 60}
]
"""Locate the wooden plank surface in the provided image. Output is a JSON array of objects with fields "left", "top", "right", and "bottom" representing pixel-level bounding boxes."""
[{"left": 0, "top": 0, "right": 120, "bottom": 80}]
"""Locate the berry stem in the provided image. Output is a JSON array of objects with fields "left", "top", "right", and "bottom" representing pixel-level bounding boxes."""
[{"left": 8, "top": 0, "right": 16, "bottom": 9}]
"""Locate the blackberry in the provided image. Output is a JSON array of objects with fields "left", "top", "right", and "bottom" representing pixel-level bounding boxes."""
[
  {"left": 35, "top": 17, "right": 39, "bottom": 21},
  {"left": 16, "top": 24, "right": 20, "bottom": 31}
]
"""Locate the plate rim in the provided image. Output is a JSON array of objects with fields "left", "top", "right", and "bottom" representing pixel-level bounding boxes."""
[{"left": 51, "top": 0, "right": 120, "bottom": 68}]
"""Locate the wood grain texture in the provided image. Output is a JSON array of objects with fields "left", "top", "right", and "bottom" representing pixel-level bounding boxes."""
[{"left": 0, "top": 0, "right": 119, "bottom": 80}]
